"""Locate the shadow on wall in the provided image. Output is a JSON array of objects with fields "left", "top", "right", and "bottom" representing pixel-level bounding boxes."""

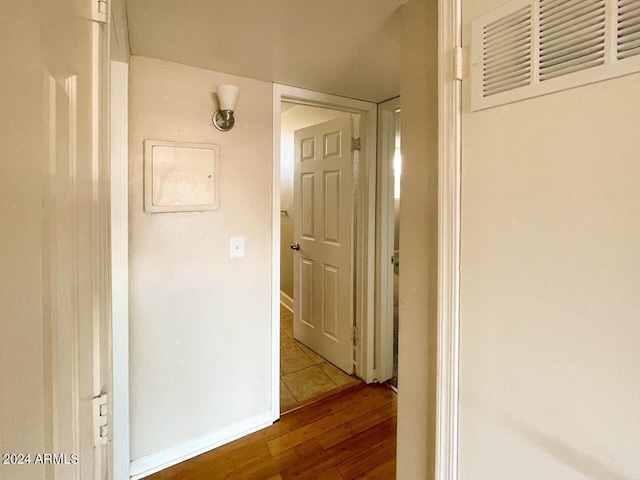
[{"left": 474, "top": 394, "right": 630, "bottom": 480}]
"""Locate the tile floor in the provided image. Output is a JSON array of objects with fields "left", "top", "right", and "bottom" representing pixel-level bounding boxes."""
[{"left": 280, "top": 307, "right": 357, "bottom": 412}]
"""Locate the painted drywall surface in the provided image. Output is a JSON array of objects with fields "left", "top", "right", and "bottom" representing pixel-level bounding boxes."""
[
  {"left": 110, "top": 0, "right": 130, "bottom": 62},
  {"left": 128, "top": 56, "right": 273, "bottom": 461},
  {"left": 1, "top": 4, "right": 46, "bottom": 478},
  {"left": 280, "top": 105, "right": 348, "bottom": 299},
  {"left": 396, "top": 0, "right": 439, "bottom": 478},
  {"left": 125, "top": 0, "right": 402, "bottom": 102},
  {"left": 459, "top": 2, "right": 640, "bottom": 479}
]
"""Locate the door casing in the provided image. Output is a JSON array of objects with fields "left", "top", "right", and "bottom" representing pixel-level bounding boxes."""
[
  {"left": 435, "top": 0, "right": 463, "bottom": 478},
  {"left": 272, "top": 84, "right": 378, "bottom": 422},
  {"left": 375, "top": 97, "right": 401, "bottom": 384},
  {"left": 111, "top": 60, "right": 130, "bottom": 480}
]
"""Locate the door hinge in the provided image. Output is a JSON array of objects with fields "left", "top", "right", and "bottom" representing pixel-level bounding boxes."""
[
  {"left": 454, "top": 45, "right": 464, "bottom": 82},
  {"left": 92, "top": 0, "right": 108, "bottom": 24},
  {"left": 352, "top": 138, "right": 361, "bottom": 151},
  {"left": 93, "top": 394, "right": 109, "bottom": 446},
  {"left": 351, "top": 326, "right": 359, "bottom": 342}
]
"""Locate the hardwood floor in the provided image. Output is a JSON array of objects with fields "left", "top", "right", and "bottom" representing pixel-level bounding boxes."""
[{"left": 147, "top": 383, "right": 397, "bottom": 480}]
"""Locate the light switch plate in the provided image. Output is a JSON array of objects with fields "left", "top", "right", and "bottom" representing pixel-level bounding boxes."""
[{"left": 229, "top": 236, "right": 245, "bottom": 259}]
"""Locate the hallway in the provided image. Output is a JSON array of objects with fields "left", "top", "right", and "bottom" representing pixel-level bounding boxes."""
[{"left": 147, "top": 382, "right": 397, "bottom": 480}]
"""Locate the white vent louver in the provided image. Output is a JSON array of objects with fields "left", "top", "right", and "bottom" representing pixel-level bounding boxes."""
[
  {"left": 472, "top": 0, "right": 640, "bottom": 111},
  {"left": 618, "top": 0, "right": 640, "bottom": 59},
  {"left": 483, "top": 6, "right": 532, "bottom": 96},
  {"left": 539, "top": 0, "right": 606, "bottom": 80}
]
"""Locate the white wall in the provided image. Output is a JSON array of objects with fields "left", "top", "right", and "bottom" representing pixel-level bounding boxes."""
[
  {"left": 459, "top": 2, "right": 640, "bottom": 479},
  {"left": 396, "top": 0, "right": 439, "bottom": 477},
  {"left": 128, "top": 57, "right": 273, "bottom": 463},
  {"left": 280, "top": 105, "right": 348, "bottom": 299}
]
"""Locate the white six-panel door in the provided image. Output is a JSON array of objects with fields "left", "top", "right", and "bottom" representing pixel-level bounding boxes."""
[{"left": 293, "top": 116, "right": 354, "bottom": 374}]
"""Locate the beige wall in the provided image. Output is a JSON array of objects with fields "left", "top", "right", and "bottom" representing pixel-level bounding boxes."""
[
  {"left": 1, "top": 4, "right": 47, "bottom": 478},
  {"left": 128, "top": 57, "right": 273, "bottom": 461},
  {"left": 459, "top": 2, "right": 640, "bottom": 479},
  {"left": 396, "top": 0, "right": 439, "bottom": 477},
  {"left": 280, "top": 105, "right": 348, "bottom": 299}
]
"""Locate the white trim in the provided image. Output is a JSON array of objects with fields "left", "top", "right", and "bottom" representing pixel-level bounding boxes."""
[
  {"left": 110, "top": 60, "right": 130, "bottom": 480},
  {"left": 271, "top": 92, "right": 282, "bottom": 424},
  {"left": 436, "top": 0, "right": 462, "bottom": 479},
  {"left": 375, "top": 97, "right": 401, "bottom": 383},
  {"left": 360, "top": 101, "right": 378, "bottom": 384},
  {"left": 280, "top": 291, "right": 294, "bottom": 312},
  {"left": 129, "top": 410, "right": 273, "bottom": 480},
  {"left": 272, "top": 84, "right": 378, "bottom": 385}
]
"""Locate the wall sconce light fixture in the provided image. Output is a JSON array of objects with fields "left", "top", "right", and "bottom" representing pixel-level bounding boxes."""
[{"left": 212, "top": 84, "right": 240, "bottom": 132}]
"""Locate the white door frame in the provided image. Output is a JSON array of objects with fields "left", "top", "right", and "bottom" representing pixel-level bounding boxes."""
[
  {"left": 111, "top": 60, "right": 130, "bottom": 480},
  {"left": 272, "top": 84, "right": 378, "bottom": 419},
  {"left": 436, "top": 0, "right": 462, "bottom": 479},
  {"left": 375, "top": 97, "right": 401, "bottom": 383}
]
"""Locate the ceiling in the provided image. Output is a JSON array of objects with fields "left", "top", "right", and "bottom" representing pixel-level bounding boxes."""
[{"left": 124, "top": 0, "right": 404, "bottom": 103}]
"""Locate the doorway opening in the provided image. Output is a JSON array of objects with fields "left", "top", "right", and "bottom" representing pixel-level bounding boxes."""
[
  {"left": 279, "top": 102, "right": 361, "bottom": 412},
  {"left": 272, "top": 85, "right": 379, "bottom": 416},
  {"left": 388, "top": 104, "right": 401, "bottom": 389},
  {"left": 376, "top": 97, "right": 401, "bottom": 390}
]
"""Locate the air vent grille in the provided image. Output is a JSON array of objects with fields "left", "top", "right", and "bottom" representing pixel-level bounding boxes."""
[
  {"left": 539, "top": 0, "right": 606, "bottom": 81},
  {"left": 471, "top": 0, "right": 640, "bottom": 110},
  {"left": 618, "top": 0, "right": 640, "bottom": 59},
  {"left": 483, "top": 6, "right": 532, "bottom": 96}
]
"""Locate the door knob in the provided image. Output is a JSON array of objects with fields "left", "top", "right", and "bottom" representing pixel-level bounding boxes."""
[{"left": 290, "top": 243, "right": 300, "bottom": 250}]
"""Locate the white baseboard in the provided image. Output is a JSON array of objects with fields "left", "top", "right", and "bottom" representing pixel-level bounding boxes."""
[
  {"left": 280, "top": 291, "right": 294, "bottom": 312},
  {"left": 129, "top": 409, "right": 274, "bottom": 479}
]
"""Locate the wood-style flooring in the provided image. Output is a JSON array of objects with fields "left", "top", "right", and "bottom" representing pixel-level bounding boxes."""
[{"left": 147, "top": 383, "right": 397, "bottom": 480}]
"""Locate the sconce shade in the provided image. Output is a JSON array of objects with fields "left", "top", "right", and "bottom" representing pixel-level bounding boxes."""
[
  {"left": 213, "top": 84, "right": 240, "bottom": 131},
  {"left": 217, "top": 84, "right": 240, "bottom": 112}
]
